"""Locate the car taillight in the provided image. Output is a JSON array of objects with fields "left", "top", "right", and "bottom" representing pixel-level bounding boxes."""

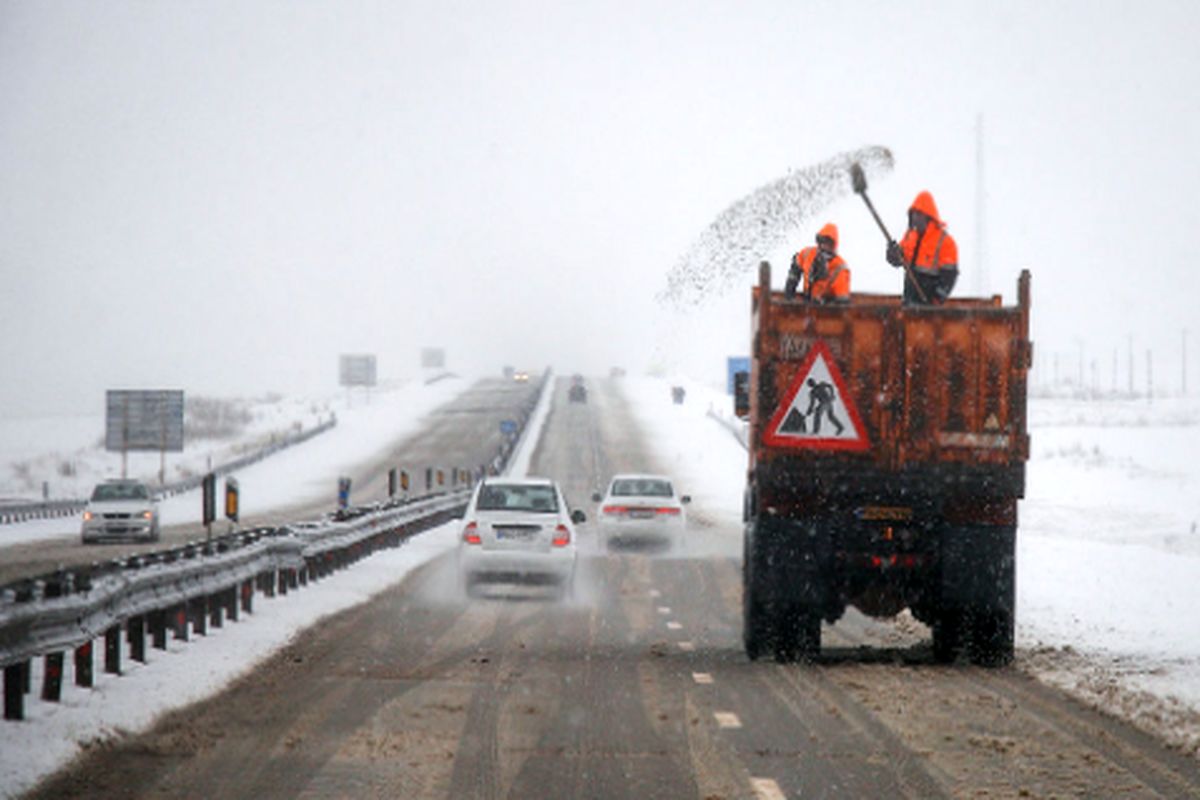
[
  {"left": 602, "top": 505, "right": 626, "bottom": 515},
  {"left": 655, "top": 507, "right": 681, "bottom": 515},
  {"left": 552, "top": 524, "right": 571, "bottom": 547},
  {"left": 462, "top": 521, "right": 482, "bottom": 545}
]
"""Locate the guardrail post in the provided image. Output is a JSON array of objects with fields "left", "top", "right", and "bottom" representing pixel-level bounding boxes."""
[
  {"left": 190, "top": 597, "right": 208, "bottom": 636},
  {"left": 42, "top": 652, "right": 64, "bottom": 702},
  {"left": 104, "top": 625, "right": 121, "bottom": 675},
  {"left": 128, "top": 615, "right": 147, "bottom": 663},
  {"left": 288, "top": 569, "right": 299, "bottom": 590},
  {"left": 151, "top": 610, "right": 168, "bottom": 650},
  {"left": 241, "top": 579, "right": 254, "bottom": 614},
  {"left": 172, "top": 605, "right": 189, "bottom": 641},
  {"left": 226, "top": 586, "right": 239, "bottom": 623},
  {"left": 277, "top": 569, "right": 289, "bottom": 596},
  {"left": 298, "top": 565, "right": 308, "bottom": 587},
  {"left": 4, "top": 662, "right": 27, "bottom": 720},
  {"left": 209, "top": 594, "right": 223, "bottom": 629},
  {"left": 75, "top": 641, "right": 94, "bottom": 687},
  {"left": 262, "top": 571, "right": 276, "bottom": 598}
]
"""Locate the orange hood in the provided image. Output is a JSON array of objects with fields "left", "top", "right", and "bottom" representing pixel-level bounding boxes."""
[
  {"left": 909, "top": 191, "right": 942, "bottom": 224},
  {"left": 816, "top": 222, "right": 839, "bottom": 249}
]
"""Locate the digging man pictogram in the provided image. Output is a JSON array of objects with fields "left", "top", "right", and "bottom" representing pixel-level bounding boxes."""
[{"left": 805, "top": 378, "right": 845, "bottom": 435}]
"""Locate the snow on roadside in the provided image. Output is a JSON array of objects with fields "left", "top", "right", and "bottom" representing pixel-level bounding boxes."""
[
  {"left": 0, "top": 522, "right": 461, "bottom": 798},
  {"left": 0, "top": 371, "right": 558, "bottom": 798},
  {"left": 622, "top": 374, "right": 1200, "bottom": 758}
]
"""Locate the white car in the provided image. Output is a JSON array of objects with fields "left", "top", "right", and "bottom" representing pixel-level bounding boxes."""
[
  {"left": 593, "top": 474, "right": 690, "bottom": 552},
  {"left": 81, "top": 479, "right": 160, "bottom": 544},
  {"left": 458, "top": 477, "right": 584, "bottom": 598}
]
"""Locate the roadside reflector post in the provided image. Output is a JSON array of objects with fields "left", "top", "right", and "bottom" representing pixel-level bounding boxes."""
[
  {"left": 4, "top": 662, "right": 27, "bottom": 720},
  {"left": 425, "top": 468, "right": 432, "bottom": 492},
  {"left": 128, "top": 615, "right": 146, "bottom": 663},
  {"left": 224, "top": 477, "right": 239, "bottom": 523},
  {"left": 75, "top": 641, "right": 94, "bottom": 687},
  {"left": 42, "top": 652, "right": 64, "bottom": 702},
  {"left": 104, "top": 625, "right": 121, "bottom": 675},
  {"left": 201, "top": 472, "right": 217, "bottom": 540},
  {"left": 437, "top": 469, "right": 444, "bottom": 487},
  {"left": 400, "top": 470, "right": 410, "bottom": 495},
  {"left": 388, "top": 468, "right": 398, "bottom": 498}
]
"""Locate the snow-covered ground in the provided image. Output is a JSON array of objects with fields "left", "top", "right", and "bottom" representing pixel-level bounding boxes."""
[
  {"left": 0, "top": 378, "right": 467, "bottom": 547},
  {"left": 3, "top": 373, "right": 1199, "bottom": 796},
  {"left": 624, "top": 374, "right": 1200, "bottom": 757}
]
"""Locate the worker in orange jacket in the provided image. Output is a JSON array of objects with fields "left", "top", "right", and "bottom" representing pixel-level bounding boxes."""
[
  {"left": 785, "top": 223, "right": 851, "bottom": 304},
  {"left": 886, "top": 191, "right": 958, "bottom": 305}
]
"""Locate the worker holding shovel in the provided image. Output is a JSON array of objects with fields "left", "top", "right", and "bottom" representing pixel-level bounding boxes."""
[{"left": 850, "top": 164, "right": 959, "bottom": 306}]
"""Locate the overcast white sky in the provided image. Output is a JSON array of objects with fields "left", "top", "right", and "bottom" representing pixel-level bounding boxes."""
[{"left": 3, "top": 1, "right": 1199, "bottom": 415}]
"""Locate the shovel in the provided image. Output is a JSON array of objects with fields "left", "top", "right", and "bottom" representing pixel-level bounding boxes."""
[{"left": 850, "top": 163, "right": 928, "bottom": 303}]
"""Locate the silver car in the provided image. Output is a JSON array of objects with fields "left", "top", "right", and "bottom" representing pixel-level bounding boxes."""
[
  {"left": 593, "top": 474, "right": 690, "bottom": 552},
  {"left": 81, "top": 479, "right": 160, "bottom": 543}
]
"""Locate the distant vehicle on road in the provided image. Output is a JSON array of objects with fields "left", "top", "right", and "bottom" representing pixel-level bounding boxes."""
[
  {"left": 568, "top": 374, "right": 587, "bottom": 403},
  {"left": 513, "top": 370, "right": 530, "bottom": 383},
  {"left": 81, "top": 479, "right": 160, "bottom": 544},
  {"left": 458, "top": 477, "right": 584, "bottom": 599},
  {"left": 593, "top": 474, "right": 690, "bottom": 552}
]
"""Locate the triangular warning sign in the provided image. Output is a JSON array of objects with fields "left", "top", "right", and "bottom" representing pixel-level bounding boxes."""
[{"left": 763, "top": 340, "right": 870, "bottom": 451}]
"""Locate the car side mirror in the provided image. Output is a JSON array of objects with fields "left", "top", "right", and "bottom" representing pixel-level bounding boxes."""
[
  {"left": 681, "top": 495, "right": 692, "bottom": 504},
  {"left": 571, "top": 509, "right": 587, "bottom": 524},
  {"left": 591, "top": 492, "right": 602, "bottom": 503}
]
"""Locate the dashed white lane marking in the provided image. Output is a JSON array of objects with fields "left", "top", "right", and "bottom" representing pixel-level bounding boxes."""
[
  {"left": 714, "top": 712, "right": 742, "bottom": 729},
  {"left": 751, "top": 777, "right": 786, "bottom": 800},
  {"left": 656, "top": 606, "right": 671, "bottom": 614},
  {"left": 649, "top": 589, "right": 662, "bottom": 598},
  {"left": 678, "top": 641, "right": 695, "bottom": 652},
  {"left": 666, "top": 621, "right": 683, "bottom": 630},
  {"left": 691, "top": 672, "right": 714, "bottom": 685}
]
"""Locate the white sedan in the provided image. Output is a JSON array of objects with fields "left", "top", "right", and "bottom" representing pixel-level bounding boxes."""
[
  {"left": 592, "top": 474, "right": 690, "bottom": 552},
  {"left": 457, "top": 477, "right": 584, "bottom": 598}
]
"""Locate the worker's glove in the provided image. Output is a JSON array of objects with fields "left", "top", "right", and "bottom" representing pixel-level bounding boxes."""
[
  {"left": 810, "top": 253, "right": 829, "bottom": 283},
  {"left": 886, "top": 241, "right": 903, "bottom": 267}
]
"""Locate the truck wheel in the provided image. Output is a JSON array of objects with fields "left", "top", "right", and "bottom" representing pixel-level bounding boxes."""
[
  {"left": 968, "top": 607, "right": 1014, "bottom": 666},
  {"left": 743, "top": 523, "right": 775, "bottom": 660},
  {"left": 774, "top": 606, "right": 820, "bottom": 663},
  {"left": 932, "top": 608, "right": 964, "bottom": 663}
]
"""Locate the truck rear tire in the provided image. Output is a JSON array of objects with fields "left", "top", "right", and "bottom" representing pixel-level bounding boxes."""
[
  {"left": 939, "top": 524, "right": 1015, "bottom": 667},
  {"left": 743, "top": 522, "right": 775, "bottom": 660}
]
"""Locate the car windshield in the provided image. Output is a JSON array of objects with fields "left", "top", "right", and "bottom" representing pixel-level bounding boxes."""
[
  {"left": 610, "top": 478, "right": 673, "bottom": 498},
  {"left": 91, "top": 483, "right": 150, "bottom": 501},
  {"left": 476, "top": 484, "right": 559, "bottom": 513}
]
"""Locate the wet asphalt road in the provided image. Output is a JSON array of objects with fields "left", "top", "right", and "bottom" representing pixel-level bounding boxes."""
[{"left": 25, "top": 377, "right": 1200, "bottom": 799}]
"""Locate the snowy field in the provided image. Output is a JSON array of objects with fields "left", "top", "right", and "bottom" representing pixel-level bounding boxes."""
[{"left": 3, "top": 374, "right": 1200, "bottom": 795}]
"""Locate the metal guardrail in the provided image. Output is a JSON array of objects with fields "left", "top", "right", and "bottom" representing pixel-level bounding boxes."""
[
  {"left": 706, "top": 407, "right": 749, "bottom": 451},
  {"left": 0, "top": 373, "right": 548, "bottom": 721},
  {"left": 0, "top": 418, "right": 338, "bottom": 526}
]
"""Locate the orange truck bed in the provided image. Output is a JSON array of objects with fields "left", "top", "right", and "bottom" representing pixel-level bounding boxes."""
[{"left": 747, "top": 262, "right": 1032, "bottom": 505}]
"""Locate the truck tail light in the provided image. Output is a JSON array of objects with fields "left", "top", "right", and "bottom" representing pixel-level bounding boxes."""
[
  {"left": 462, "top": 521, "right": 481, "bottom": 545},
  {"left": 552, "top": 525, "right": 571, "bottom": 547}
]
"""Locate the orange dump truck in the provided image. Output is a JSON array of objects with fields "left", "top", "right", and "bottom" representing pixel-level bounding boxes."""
[{"left": 737, "top": 262, "right": 1032, "bottom": 665}]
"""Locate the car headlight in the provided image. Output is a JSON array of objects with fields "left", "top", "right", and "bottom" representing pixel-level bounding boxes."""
[
  {"left": 82, "top": 511, "right": 94, "bottom": 522},
  {"left": 142, "top": 510, "right": 154, "bottom": 520}
]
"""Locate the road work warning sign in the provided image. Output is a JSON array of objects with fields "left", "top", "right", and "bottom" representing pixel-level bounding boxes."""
[{"left": 763, "top": 340, "right": 869, "bottom": 451}]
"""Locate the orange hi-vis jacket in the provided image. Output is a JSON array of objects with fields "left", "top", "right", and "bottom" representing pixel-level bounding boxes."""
[
  {"left": 899, "top": 191, "right": 958, "bottom": 280},
  {"left": 795, "top": 223, "right": 850, "bottom": 302}
]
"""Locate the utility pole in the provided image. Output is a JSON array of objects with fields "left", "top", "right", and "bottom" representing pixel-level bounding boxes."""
[
  {"left": 974, "top": 113, "right": 987, "bottom": 296},
  {"left": 1147, "top": 349, "right": 1154, "bottom": 403},
  {"left": 1128, "top": 334, "right": 1134, "bottom": 395}
]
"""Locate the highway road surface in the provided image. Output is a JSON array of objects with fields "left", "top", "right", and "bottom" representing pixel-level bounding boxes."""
[{"left": 26, "top": 378, "right": 1200, "bottom": 798}]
